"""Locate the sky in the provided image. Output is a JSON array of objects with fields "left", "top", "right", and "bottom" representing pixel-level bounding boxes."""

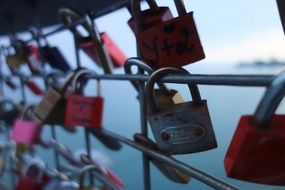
[{"left": 0, "top": 0, "right": 284, "bottom": 71}]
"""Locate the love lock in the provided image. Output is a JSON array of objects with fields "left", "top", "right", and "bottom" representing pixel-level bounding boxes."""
[
  {"left": 124, "top": 57, "right": 184, "bottom": 107},
  {"left": 15, "top": 155, "right": 46, "bottom": 190},
  {"left": 33, "top": 69, "right": 91, "bottom": 132},
  {"left": 36, "top": 29, "right": 71, "bottom": 73},
  {"left": 146, "top": 67, "right": 217, "bottom": 155},
  {"left": 78, "top": 164, "right": 123, "bottom": 190},
  {"left": 11, "top": 105, "right": 42, "bottom": 146},
  {"left": 133, "top": 0, "right": 205, "bottom": 68},
  {"left": 59, "top": 8, "right": 126, "bottom": 73},
  {"left": 224, "top": 71, "right": 285, "bottom": 185},
  {"left": 65, "top": 69, "right": 104, "bottom": 129}
]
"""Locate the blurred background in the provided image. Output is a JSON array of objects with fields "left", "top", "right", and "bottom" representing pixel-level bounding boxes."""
[{"left": 0, "top": 0, "right": 285, "bottom": 189}]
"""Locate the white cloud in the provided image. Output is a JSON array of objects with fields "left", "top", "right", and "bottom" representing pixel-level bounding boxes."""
[{"left": 205, "top": 28, "right": 285, "bottom": 64}]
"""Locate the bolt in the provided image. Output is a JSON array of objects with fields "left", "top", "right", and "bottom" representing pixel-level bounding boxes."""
[
  {"left": 160, "top": 131, "right": 170, "bottom": 141},
  {"left": 194, "top": 125, "right": 204, "bottom": 137}
]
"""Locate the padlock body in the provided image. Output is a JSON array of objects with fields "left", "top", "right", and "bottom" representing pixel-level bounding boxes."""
[
  {"left": 137, "top": 12, "right": 205, "bottom": 68},
  {"left": 42, "top": 46, "right": 71, "bottom": 72},
  {"left": 11, "top": 119, "right": 42, "bottom": 146},
  {"left": 147, "top": 100, "right": 216, "bottom": 154},
  {"left": 128, "top": 7, "right": 173, "bottom": 33},
  {"left": 33, "top": 87, "right": 66, "bottom": 124},
  {"left": 224, "top": 115, "right": 285, "bottom": 185},
  {"left": 79, "top": 33, "right": 126, "bottom": 68},
  {"left": 15, "top": 178, "right": 42, "bottom": 190},
  {"left": 65, "top": 95, "right": 104, "bottom": 128},
  {"left": 6, "top": 54, "right": 26, "bottom": 68}
]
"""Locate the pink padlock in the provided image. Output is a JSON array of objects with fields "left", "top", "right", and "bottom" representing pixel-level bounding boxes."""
[{"left": 11, "top": 119, "right": 42, "bottom": 146}]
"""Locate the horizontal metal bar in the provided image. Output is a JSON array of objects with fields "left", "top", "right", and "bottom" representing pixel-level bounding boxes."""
[
  {"left": 5, "top": 73, "right": 275, "bottom": 87},
  {"left": 26, "top": 18, "right": 87, "bottom": 43},
  {"left": 86, "top": 73, "right": 274, "bottom": 87},
  {"left": 93, "top": 129, "right": 238, "bottom": 190}
]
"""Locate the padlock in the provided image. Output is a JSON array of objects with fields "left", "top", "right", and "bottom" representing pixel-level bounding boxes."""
[
  {"left": 6, "top": 52, "right": 26, "bottom": 68},
  {"left": 0, "top": 99, "right": 20, "bottom": 125},
  {"left": 224, "top": 71, "right": 285, "bottom": 185},
  {"left": 134, "top": 133, "right": 191, "bottom": 183},
  {"left": 59, "top": 8, "right": 126, "bottom": 72},
  {"left": 79, "top": 32, "right": 127, "bottom": 68},
  {"left": 15, "top": 155, "right": 45, "bottom": 190},
  {"left": 11, "top": 119, "right": 42, "bottom": 146},
  {"left": 146, "top": 67, "right": 217, "bottom": 154},
  {"left": 65, "top": 70, "right": 104, "bottom": 128},
  {"left": 134, "top": 0, "right": 205, "bottom": 68},
  {"left": 33, "top": 69, "right": 89, "bottom": 128},
  {"left": 41, "top": 35, "right": 71, "bottom": 73},
  {"left": 25, "top": 44, "right": 43, "bottom": 75},
  {"left": 128, "top": 0, "right": 173, "bottom": 33},
  {"left": 78, "top": 164, "right": 123, "bottom": 190},
  {"left": 11, "top": 105, "right": 42, "bottom": 146},
  {"left": 25, "top": 79, "right": 44, "bottom": 95},
  {"left": 124, "top": 57, "right": 184, "bottom": 107},
  {"left": 80, "top": 154, "right": 124, "bottom": 189}
]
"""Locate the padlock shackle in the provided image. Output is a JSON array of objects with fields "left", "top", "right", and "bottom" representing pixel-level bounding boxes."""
[
  {"left": 78, "top": 165, "right": 102, "bottom": 188},
  {"left": 146, "top": 67, "right": 202, "bottom": 113},
  {"left": 58, "top": 8, "right": 83, "bottom": 37},
  {"left": 23, "top": 155, "right": 46, "bottom": 182},
  {"left": 174, "top": 0, "right": 187, "bottom": 16},
  {"left": 59, "top": 8, "right": 113, "bottom": 74},
  {"left": 124, "top": 57, "right": 168, "bottom": 93},
  {"left": 70, "top": 69, "right": 99, "bottom": 95},
  {"left": 0, "top": 99, "right": 17, "bottom": 111},
  {"left": 254, "top": 70, "right": 285, "bottom": 127},
  {"left": 131, "top": 0, "right": 159, "bottom": 32}
]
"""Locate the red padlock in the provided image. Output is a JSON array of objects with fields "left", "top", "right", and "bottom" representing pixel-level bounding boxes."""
[
  {"left": 127, "top": 0, "right": 173, "bottom": 33},
  {"left": 16, "top": 155, "right": 46, "bottom": 190},
  {"left": 79, "top": 32, "right": 127, "bottom": 68},
  {"left": 134, "top": 0, "right": 205, "bottom": 68},
  {"left": 65, "top": 70, "right": 104, "bottom": 128},
  {"left": 59, "top": 8, "right": 114, "bottom": 74},
  {"left": 224, "top": 71, "right": 285, "bottom": 185},
  {"left": 15, "top": 157, "right": 45, "bottom": 190}
]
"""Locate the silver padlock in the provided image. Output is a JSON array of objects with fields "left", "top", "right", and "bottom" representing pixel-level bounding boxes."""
[{"left": 146, "top": 67, "right": 217, "bottom": 155}]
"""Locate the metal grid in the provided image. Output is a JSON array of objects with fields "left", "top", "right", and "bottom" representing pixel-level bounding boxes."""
[{"left": 0, "top": 1, "right": 284, "bottom": 188}]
